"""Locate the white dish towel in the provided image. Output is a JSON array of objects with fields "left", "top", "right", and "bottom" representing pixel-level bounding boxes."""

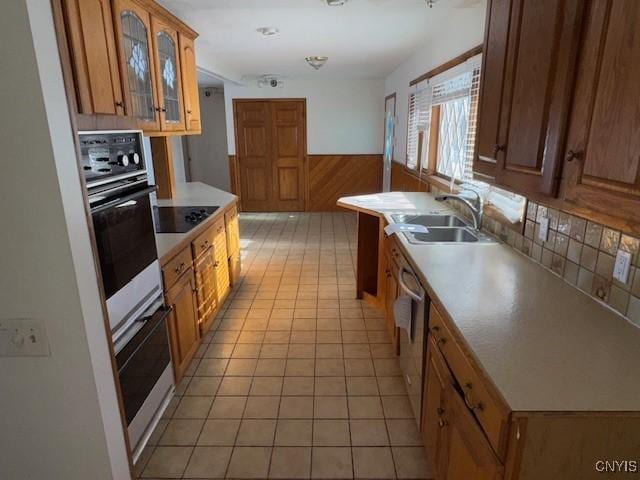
[{"left": 393, "top": 295, "right": 413, "bottom": 338}]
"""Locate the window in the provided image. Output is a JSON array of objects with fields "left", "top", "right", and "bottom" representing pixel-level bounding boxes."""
[{"left": 406, "top": 87, "right": 431, "bottom": 170}]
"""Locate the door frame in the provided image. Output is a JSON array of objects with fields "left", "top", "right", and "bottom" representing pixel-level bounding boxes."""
[{"left": 232, "top": 98, "right": 308, "bottom": 212}]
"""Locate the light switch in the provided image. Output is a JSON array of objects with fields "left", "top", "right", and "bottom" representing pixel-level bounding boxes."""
[
  {"left": 538, "top": 216, "right": 550, "bottom": 243},
  {"left": 0, "top": 318, "right": 50, "bottom": 357},
  {"left": 613, "top": 249, "right": 632, "bottom": 284}
]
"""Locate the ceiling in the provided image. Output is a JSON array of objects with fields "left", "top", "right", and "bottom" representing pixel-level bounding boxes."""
[{"left": 158, "top": 0, "right": 485, "bottom": 82}]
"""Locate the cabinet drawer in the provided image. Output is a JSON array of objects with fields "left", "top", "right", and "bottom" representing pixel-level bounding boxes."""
[
  {"left": 192, "top": 223, "right": 216, "bottom": 259},
  {"left": 162, "top": 246, "right": 193, "bottom": 290},
  {"left": 429, "top": 304, "right": 510, "bottom": 460}
]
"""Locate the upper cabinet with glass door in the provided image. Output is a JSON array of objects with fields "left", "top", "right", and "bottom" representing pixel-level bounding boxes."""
[
  {"left": 112, "top": 0, "right": 161, "bottom": 131},
  {"left": 151, "top": 17, "right": 185, "bottom": 132}
]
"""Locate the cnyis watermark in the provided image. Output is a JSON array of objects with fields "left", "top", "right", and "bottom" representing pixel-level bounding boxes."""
[{"left": 595, "top": 460, "right": 639, "bottom": 473}]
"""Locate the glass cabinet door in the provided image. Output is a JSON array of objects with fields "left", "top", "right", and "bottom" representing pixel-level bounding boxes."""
[
  {"left": 152, "top": 18, "right": 185, "bottom": 131},
  {"left": 113, "top": 0, "right": 160, "bottom": 131}
]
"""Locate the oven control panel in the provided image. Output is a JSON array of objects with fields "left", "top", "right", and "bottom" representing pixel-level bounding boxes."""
[{"left": 79, "top": 131, "right": 145, "bottom": 186}]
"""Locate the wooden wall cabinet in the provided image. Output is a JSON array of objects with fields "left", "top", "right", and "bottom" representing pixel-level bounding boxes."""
[
  {"left": 179, "top": 34, "right": 202, "bottom": 132},
  {"left": 559, "top": 0, "right": 640, "bottom": 232}
]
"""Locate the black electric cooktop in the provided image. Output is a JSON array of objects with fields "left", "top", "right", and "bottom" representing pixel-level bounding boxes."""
[{"left": 153, "top": 206, "right": 220, "bottom": 233}]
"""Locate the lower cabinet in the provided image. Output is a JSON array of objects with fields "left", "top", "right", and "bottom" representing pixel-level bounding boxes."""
[
  {"left": 165, "top": 267, "right": 200, "bottom": 381},
  {"left": 193, "top": 246, "right": 218, "bottom": 335}
]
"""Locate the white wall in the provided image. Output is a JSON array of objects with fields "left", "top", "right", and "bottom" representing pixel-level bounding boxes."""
[
  {"left": 385, "top": 5, "right": 487, "bottom": 164},
  {"left": 186, "top": 89, "right": 231, "bottom": 191},
  {"left": 1, "top": 1, "right": 130, "bottom": 478},
  {"left": 224, "top": 77, "right": 385, "bottom": 155},
  {"left": 171, "top": 135, "right": 187, "bottom": 183}
]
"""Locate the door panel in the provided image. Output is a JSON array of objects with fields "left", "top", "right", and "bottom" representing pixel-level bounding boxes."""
[
  {"left": 561, "top": 0, "right": 640, "bottom": 233},
  {"left": 179, "top": 34, "right": 201, "bottom": 132},
  {"left": 235, "top": 100, "right": 307, "bottom": 212}
]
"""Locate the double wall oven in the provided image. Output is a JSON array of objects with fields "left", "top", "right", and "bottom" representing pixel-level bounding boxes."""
[{"left": 80, "top": 131, "right": 173, "bottom": 458}]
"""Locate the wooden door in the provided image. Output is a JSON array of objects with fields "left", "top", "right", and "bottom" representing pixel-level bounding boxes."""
[
  {"left": 473, "top": 0, "right": 511, "bottom": 177},
  {"left": 179, "top": 33, "right": 201, "bottom": 132},
  {"left": 112, "top": 0, "right": 161, "bottom": 131},
  {"left": 441, "top": 387, "right": 503, "bottom": 480},
  {"left": 235, "top": 101, "right": 274, "bottom": 211},
  {"left": 151, "top": 16, "right": 185, "bottom": 132},
  {"left": 271, "top": 100, "right": 306, "bottom": 211},
  {"left": 493, "top": 0, "right": 585, "bottom": 196},
  {"left": 235, "top": 99, "right": 307, "bottom": 211},
  {"left": 62, "top": 0, "right": 125, "bottom": 116},
  {"left": 560, "top": 0, "right": 640, "bottom": 233},
  {"left": 422, "top": 337, "right": 454, "bottom": 478},
  {"left": 165, "top": 268, "right": 200, "bottom": 382},
  {"left": 194, "top": 247, "right": 218, "bottom": 335}
]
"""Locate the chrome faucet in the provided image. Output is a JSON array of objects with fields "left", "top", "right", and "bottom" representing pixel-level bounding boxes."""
[{"left": 435, "top": 189, "right": 484, "bottom": 230}]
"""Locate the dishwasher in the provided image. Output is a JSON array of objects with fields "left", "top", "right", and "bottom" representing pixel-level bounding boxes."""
[{"left": 397, "top": 264, "right": 428, "bottom": 426}]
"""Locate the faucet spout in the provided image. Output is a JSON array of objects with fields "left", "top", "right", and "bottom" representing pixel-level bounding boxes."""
[{"left": 435, "top": 191, "right": 483, "bottom": 230}]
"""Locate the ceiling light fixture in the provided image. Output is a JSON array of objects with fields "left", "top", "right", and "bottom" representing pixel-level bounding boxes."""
[
  {"left": 257, "top": 27, "right": 279, "bottom": 36},
  {"left": 305, "top": 56, "right": 329, "bottom": 70},
  {"left": 326, "top": 0, "right": 349, "bottom": 5}
]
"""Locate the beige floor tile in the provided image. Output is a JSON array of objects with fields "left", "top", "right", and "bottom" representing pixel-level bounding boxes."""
[
  {"left": 173, "top": 396, "right": 213, "bottom": 419},
  {"left": 313, "top": 419, "right": 350, "bottom": 446},
  {"left": 232, "top": 344, "right": 262, "bottom": 359},
  {"left": 367, "top": 331, "right": 391, "bottom": 344},
  {"left": 212, "top": 330, "right": 240, "bottom": 343},
  {"left": 392, "top": 447, "right": 432, "bottom": 479},
  {"left": 341, "top": 331, "right": 368, "bottom": 344},
  {"left": 314, "top": 396, "right": 348, "bottom": 419},
  {"left": 344, "top": 358, "right": 375, "bottom": 376},
  {"left": 158, "top": 419, "right": 204, "bottom": 446},
  {"left": 293, "top": 318, "right": 317, "bottom": 330},
  {"left": 244, "top": 396, "right": 280, "bottom": 418},
  {"left": 243, "top": 317, "right": 269, "bottom": 331},
  {"left": 316, "top": 358, "right": 345, "bottom": 376},
  {"left": 236, "top": 419, "right": 277, "bottom": 446},
  {"left": 381, "top": 396, "right": 414, "bottom": 419},
  {"left": 346, "top": 377, "right": 379, "bottom": 396},
  {"left": 374, "top": 359, "right": 402, "bottom": 376},
  {"left": 350, "top": 419, "right": 389, "bottom": 446},
  {"left": 286, "top": 358, "right": 315, "bottom": 376},
  {"left": 197, "top": 419, "right": 240, "bottom": 446},
  {"left": 282, "top": 377, "right": 315, "bottom": 396},
  {"left": 279, "top": 396, "right": 314, "bottom": 418},
  {"left": 316, "top": 344, "right": 344, "bottom": 358},
  {"left": 218, "top": 376, "right": 252, "bottom": 396},
  {"left": 141, "top": 446, "right": 192, "bottom": 478},
  {"left": 317, "top": 308, "right": 340, "bottom": 319},
  {"left": 348, "top": 396, "right": 383, "bottom": 419},
  {"left": 317, "top": 317, "right": 342, "bottom": 330},
  {"left": 226, "top": 446, "right": 272, "bottom": 479},
  {"left": 316, "top": 330, "right": 342, "bottom": 343},
  {"left": 260, "top": 344, "right": 289, "bottom": 358},
  {"left": 386, "top": 419, "right": 423, "bottom": 446},
  {"left": 209, "top": 396, "right": 247, "bottom": 419},
  {"left": 343, "top": 344, "right": 371, "bottom": 359},
  {"left": 268, "top": 318, "right": 293, "bottom": 330},
  {"left": 295, "top": 308, "right": 317, "bottom": 319},
  {"left": 352, "top": 447, "right": 395, "bottom": 479},
  {"left": 225, "top": 358, "right": 258, "bottom": 376},
  {"left": 315, "top": 377, "right": 347, "bottom": 396},
  {"left": 288, "top": 343, "right": 316, "bottom": 359},
  {"left": 185, "top": 376, "right": 222, "bottom": 396},
  {"left": 377, "top": 376, "right": 407, "bottom": 396},
  {"left": 238, "top": 331, "right": 265, "bottom": 344},
  {"left": 183, "top": 446, "right": 232, "bottom": 479},
  {"left": 311, "top": 447, "right": 353, "bottom": 479},
  {"left": 195, "top": 358, "right": 229, "bottom": 376},
  {"left": 269, "top": 447, "right": 312, "bottom": 479},
  {"left": 250, "top": 376, "right": 283, "bottom": 396},
  {"left": 255, "top": 358, "right": 286, "bottom": 376},
  {"left": 205, "top": 343, "right": 235, "bottom": 358},
  {"left": 263, "top": 331, "right": 291, "bottom": 344},
  {"left": 291, "top": 331, "right": 316, "bottom": 343},
  {"left": 274, "top": 419, "right": 313, "bottom": 446}
]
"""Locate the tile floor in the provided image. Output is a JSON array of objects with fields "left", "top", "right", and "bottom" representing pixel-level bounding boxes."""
[{"left": 136, "top": 212, "right": 431, "bottom": 479}]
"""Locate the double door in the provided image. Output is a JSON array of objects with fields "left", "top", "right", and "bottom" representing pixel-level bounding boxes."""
[{"left": 234, "top": 99, "right": 307, "bottom": 212}]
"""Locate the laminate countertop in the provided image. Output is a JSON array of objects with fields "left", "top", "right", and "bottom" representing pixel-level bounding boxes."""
[
  {"left": 338, "top": 192, "right": 640, "bottom": 412},
  {"left": 153, "top": 182, "right": 237, "bottom": 262}
]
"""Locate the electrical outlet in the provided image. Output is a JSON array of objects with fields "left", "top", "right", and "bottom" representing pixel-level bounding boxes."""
[
  {"left": 0, "top": 318, "right": 50, "bottom": 357},
  {"left": 538, "top": 216, "right": 550, "bottom": 243},
  {"left": 613, "top": 249, "right": 632, "bottom": 284}
]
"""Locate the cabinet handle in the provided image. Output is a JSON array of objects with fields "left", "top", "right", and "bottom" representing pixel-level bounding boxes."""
[
  {"left": 187, "top": 109, "right": 192, "bottom": 114},
  {"left": 174, "top": 262, "right": 185, "bottom": 274},
  {"left": 115, "top": 101, "right": 124, "bottom": 108},
  {"left": 463, "top": 382, "right": 483, "bottom": 411},
  {"left": 437, "top": 408, "right": 446, "bottom": 428},
  {"left": 214, "top": 261, "right": 220, "bottom": 267},
  {"left": 161, "top": 107, "right": 167, "bottom": 112},
  {"left": 566, "top": 150, "right": 582, "bottom": 162},
  {"left": 493, "top": 143, "right": 506, "bottom": 156},
  {"left": 429, "top": 326, "right": 446, "bottom": 345}
]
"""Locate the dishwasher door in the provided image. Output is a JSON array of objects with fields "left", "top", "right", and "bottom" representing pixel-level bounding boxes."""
[{"left": 397, "top": 266, "right": 426, "bottom": 426}]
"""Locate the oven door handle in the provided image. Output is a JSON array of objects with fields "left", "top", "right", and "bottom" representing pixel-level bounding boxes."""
[
  {"left": 398, "top": 267, "right": 424, "bottom": 302},
  {"left": 90, "top": 185, "right": 157, "bottom": 214}
]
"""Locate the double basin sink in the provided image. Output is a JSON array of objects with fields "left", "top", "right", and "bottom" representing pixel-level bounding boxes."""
[{"left": 391, "top": 214, "right": 495, "bottom": 244}]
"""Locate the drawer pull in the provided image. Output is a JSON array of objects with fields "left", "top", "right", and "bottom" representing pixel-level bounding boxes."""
[
  {"left": 174, "top": 262, "right": 185, "bottom": 274},
  {"left": 437, "top": 408, "right": 446, "bottom": 428},
  {"left": 429, "top": 326, "right": 447, "bottom": 345},
  {"left": 463, "top": 382, "right": 484, "bottom": 411}
]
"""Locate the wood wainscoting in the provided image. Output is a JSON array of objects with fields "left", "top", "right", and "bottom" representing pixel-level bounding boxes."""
[
  {"left": 390, "top": 161, "right": 428, "bottom": 192},
  {"left": 308, "top": 154, "right": 383, "bottom": 212}
]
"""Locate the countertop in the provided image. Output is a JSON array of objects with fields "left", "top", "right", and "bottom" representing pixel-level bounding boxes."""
[
  {"left": 338, "top": 192, "right": 640, "bottom": 412},
  {"left": 153, "top": 182, "right": 237, "bottom": 261}
]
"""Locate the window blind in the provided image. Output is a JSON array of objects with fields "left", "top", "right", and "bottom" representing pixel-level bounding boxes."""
[{"left": 406, "top": 86, "right": 431, "bottom": 170}]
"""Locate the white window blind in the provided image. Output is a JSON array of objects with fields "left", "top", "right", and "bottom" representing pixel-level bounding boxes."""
[{"left": 406, "top": 86, "right": 431, "bottom": 170}]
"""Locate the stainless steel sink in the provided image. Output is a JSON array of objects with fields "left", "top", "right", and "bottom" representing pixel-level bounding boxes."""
[
  {"left": 402, "top": 227, "right": 496, "bottom": 244},
  {"left": 391, "top": 214, "right": 468, "bottom": 227}
]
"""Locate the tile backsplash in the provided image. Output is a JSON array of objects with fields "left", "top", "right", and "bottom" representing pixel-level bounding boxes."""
[{"left": 435, "top": 188, "right": 640, "bottom": 325}]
